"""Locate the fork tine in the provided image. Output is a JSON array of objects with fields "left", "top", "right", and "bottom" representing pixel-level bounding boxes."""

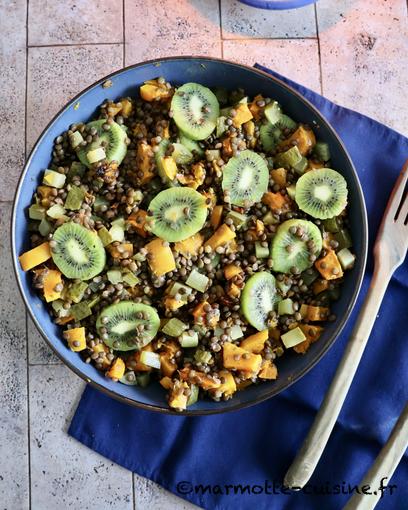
[{"left": 390, "top": 159, "right": 408, "bottom": 221}]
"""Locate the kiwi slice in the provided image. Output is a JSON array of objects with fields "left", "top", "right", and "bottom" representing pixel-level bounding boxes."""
[
  {"left": 171, "top": 142, "right": 193, "bottom": 164},
  {"left": 260, "top": 123, "right": 282, "bottom": 153},
  {"left": 179, "top": 132, "right": 205, "bottom": 157},
  {"left": 295, "top": 168, "right": 348, "bottom": 219},
  {"left": 77, "top": 119, "right": 127, "bottom": 168},
  {"left": 51, "top": 222, "right": 106, "bottom": 280},
  {"left": 241, "top": 272, "right": 277, "bottom": 331},
  {"left": 222, "top": 150, "right": 269, "bottom": 207},
  {"left": 96, "top": 302, "right": 160, "bottom": 351},
  {"left": 155, "top": 139, "right": 173, "bottom": 185},
  {"left": 148, "top": 187, "right": 207, "bottom": 242},
  {"left": 171, "top": 83, "right": 219, "bottom": 140},
  {"left": 270, "top": 219, "right": 322, "bottom": 274}
]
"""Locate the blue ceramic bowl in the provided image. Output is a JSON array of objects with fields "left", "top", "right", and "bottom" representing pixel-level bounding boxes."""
[{"left": 12, "top": 57, "right": 368, "bottom": 415}]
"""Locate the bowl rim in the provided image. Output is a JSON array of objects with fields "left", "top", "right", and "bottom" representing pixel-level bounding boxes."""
[{"left": 11, "top": 55, "right": 368, "bottom": 416}]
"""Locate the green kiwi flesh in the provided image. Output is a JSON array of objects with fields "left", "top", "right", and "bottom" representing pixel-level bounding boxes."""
[{"left": 241, "top": 272, "right": 277, "bottom": 331}]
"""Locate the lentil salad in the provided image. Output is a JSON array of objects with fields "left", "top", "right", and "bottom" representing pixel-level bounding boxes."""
[{"left": 19, "top": 78, "right": 356, "bottom": 411}]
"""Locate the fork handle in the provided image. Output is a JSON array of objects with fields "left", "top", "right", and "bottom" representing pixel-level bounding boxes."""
[
  {"left": 284, "top": 265, "right": 392, "bottom": 489},
  {"left": 344, "top": 401, "right": 408, "bottom": 510}
]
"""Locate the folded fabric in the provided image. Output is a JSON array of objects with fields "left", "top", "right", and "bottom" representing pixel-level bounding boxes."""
[{"left": 69, "top": 65, "right": 408, "bottom": 510}]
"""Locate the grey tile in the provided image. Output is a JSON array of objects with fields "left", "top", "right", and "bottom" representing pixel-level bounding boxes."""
[
  {"left": 0, "top": 0, "right": 26, "bottom": 201},
  {"left": 223, "top": 38, "right": 321, "bottom": 92},
  {"left": 221, "top": 0, "right": 316, "bottom": 39},
  {"left": 29, "top": 365, "right": 133, "bottom": 509},
  {"left": 133, "top": 474, "right": 200, "bottom": 510},
  {"left": 28, "top": 0, "right": 123, "bottom": 46},
  {"left": 0, "top": 203, "right": 29, "bottom": 510},
  {"left": 317, "top": 0, "right": 408, "bottom": 134},
  {"left": 28, "top": 315, "right": 61, "bottom": 365},
  {"left": 124, "top": 0, "right": 221, "bottom": 65},
  {"left": 26, "top": 44, "right": 123, "bottom": 153}
]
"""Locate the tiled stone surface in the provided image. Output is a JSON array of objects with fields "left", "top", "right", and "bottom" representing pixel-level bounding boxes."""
[
  {"left": 221, "top": 0, "right": 316, "bottom": 39},
  {"left": 0, "top": 203, "right": 29, "bottom": 509},
  {"left": 28, "top": 0, "right": 123, "bottom": 46},
  {"left": 223, "top": 38, "right": 321, "bottom": 92},
  {"left": 0, "top": 0, "right": 26, "bottom": 200},
  {"left": 27, "top": 315, "right": 61, "bottom": 365},
  {"left": 29, "top": 365, "right": 133, "bottom": 509},
  {"left": 317, "top": 0, "right": 408, "bottom": 134},
  {"left": 26, "top": 44, "right": 123, "bottom": 153},
  {"left": 133, "top": 475, "right": 199, "bottom": 509},
  {"left": 124, "top": 0, "right": 221, "bottom": 65}
]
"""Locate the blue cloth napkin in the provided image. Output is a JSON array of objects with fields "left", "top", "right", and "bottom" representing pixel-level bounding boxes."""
[{"left": 69, "top": 66, "right": 408, "bottom": 510}]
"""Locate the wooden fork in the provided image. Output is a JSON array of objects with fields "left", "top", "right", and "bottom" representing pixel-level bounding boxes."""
[{"left": 284, "top": 159, "right": 408, "bottom": 490}]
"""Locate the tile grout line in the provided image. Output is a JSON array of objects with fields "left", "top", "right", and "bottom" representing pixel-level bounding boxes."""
[
  {"left": 122, "top": 0, "right": 126, "bottom": 66},
  {"left": 28, "top": 41, "right": 123, "bottom": 49},
  {"left": 25, "top": 1, "right": 32, "bottom": 508},
  {"left": 313, "top": 3, "right": 323, "bottom": 96},
  {"left": 221, "top": 35, "right": 318, "bottom": 41}
]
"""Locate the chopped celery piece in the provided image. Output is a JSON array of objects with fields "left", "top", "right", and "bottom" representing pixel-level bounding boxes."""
[
  {"left": 107, "top": 269, "right": 123, "bottom": 284},
  {"left": 140, "top": 350, "right": 161, "bottom": 369},
  {"left": 214, "top": 326, "right": 223, "bottom": 338},
  {"left": 186, "top": 269, "right": 209, "bottom": 293},
  {"left": 29, "top": 204, "right": 46, "bottom": 220},
  {"left": 274, "top": 146, "right": 303, "bottom": 169},
  {"left": 51, "top": 299, "right": 70, "bottom": 317},
  {"left": 301, "top": 267, "right": 319, "bottom": 286},
  {"left": 210, "top": 253, "right": 221, "bottom": 269},
  {"left": 46, "top": 204, "right": 66, "bottom": 219},
  {"left": 278, "top": 114, "right": 297, "bottom": 131},
  {"left": 88, "top": 295, "right": 101, "bottom": 308},
  {"left": 119, "top": 371, "right": 138, "bottom": 385},
  {"left": 111, "top": 217, "right": 125, "bottom": 229},
  {"left": 87, "top": 147, "right": 106, "bottom": 164},
  {"left": 323, "top": 217, "right": 342, "bottom": 233},
  {"left": 278, "top": 298, "right": 295, "bottom": 316},
  {"left": 171, "top": 142, "right": 193, "bottom": 165},
  {"left": 255, "top": 242, "right": 269, "bottom": 259},
  {"left": 109, "top": 223, "right": 125, "bottom": 242},
  {"left": 168, "top": 282, "right": 192, "bottom": 302},
  {"left": 136, "top": 373, "right": 150, "bottom": 387},
  {"left": 334, "top": 229, "right": 352, "bottom": 249},
  {"left": 225, "top": 210, "right": 248, "bottom": 229},
  {"left": 230, "top": 324, "right": 244, "bottom": 340},
  {"left": 122, "top": 271, "right": 140, "bottom": 287},
  {"left": 180, "top": 331, "right": 199, "bottom": 348},
  {"left": 286, "top": 184, "right": 296, "bottom": 200},
  {"left": 64, "top": 185, "right": 85, "bottom": 210},
  {"left": 43, "top": 169, "right": 66, "bottom": 188},
  {"left": 70, "top": 301, "right": 92, "bottom": 321},
  {"left": 97, "top": 226, "right": 113, "bottom": 247},
  {"left": 39, "top": 218, "right": 52, "bottom": 237},
  {"left": 67, "top": 161, "right": 86, "bottom": 181},
  {"left": 313, "top": 141, "right": 331, "bottom": 162},
  {"left": 337, "top": 248, "right": 356, "bottom": 270},
  {"left": 205, "top": 149, "right": 221, "bottom": 162},
  {"left": 66, "top": 281, "right": 88, "bottom": 303},
  {"left": 69, "top": 130, "right": 84, "bottom": 149},
  {"left": 264, "top": 101, "right": 281, "bottom": 125},
  {"left": 162, "top": 318, "right": 188, "bottom": 337},
  {"left": 179, "top": 133, "right": 204, "bottom": 157},
  {"left": 294, "top": 156, "right": 308, "bottom": 175},
  {"left": 263, "top": 211, "right": 279, "bottom": 225},
  {"left": 276, "top": 279, "right": 291, "bottom": 296},
  {"left": 187, "top": 384, "right": 199, "bottom": 406},
  {"left": 93, "top": 195, "right": 109, "bottom": 210},
  {"left": 216, "top": 116, "right": 228, "bottom": 137},
  {"left": 194, "top": 348, "right": 212, "bottom": 364},
  {"left": 281, "top": 327, "right": 306, "bottom": 348}
]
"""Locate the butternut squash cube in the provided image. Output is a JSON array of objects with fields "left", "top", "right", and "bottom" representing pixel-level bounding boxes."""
[
  {"left": 293, "top": 324, "right": 324, "bottom": 354},
  {"left": 278, "top": 125, "right": 316, "bottom": 156},
  {"left": 164, "top": 296, "right": 185, "bottom": 312},
  {"left": 232, "top": 103, "right": 253, "bottom": 127},
  {"left": 107, "top": 358, "right": 126, "bottom": 380},
  {"left": 209, "top": 370, "right": 236, "bottom": 397},
  {"left": 204, "top": 224, "right": 236, "bottom": 251},
  {"left": 174, "top": 233, "right": 203, "bottom": 257},
  {"left": 270, "top": 167, "right": 287, "bottom": 187},
  {"left": 161, "top": 156, "right": 178, "bottom": 180},
  {"left": 19, "top": 242, "right": 51, "bottom": 271},
  {"left": 262, "top": 192, "right": 292, "bottom": 213},
  {"left": 145, "top": 238, "right": 176, "bottom": 277},
  {"left": 43, "top": 269, "right": 63, "bottom": 302},
  {"left": 223, "top": 342, "right": 262, "bottom": 374},
  {"left": 107, "top": 243, "right": 134, "bottom": 259},
  {"left": 224, "top": 264, "right": 243, "bottom": 280},
  {"left": 227, "top": 282, "right": 242, "bottom": 299},
  {"left": 120, "top": 98, "right": 133, "bottom": 118},
  {"left": 177, "top": 162, "right": 206, "bottom": 189},
  {"left": 136, "top": 142, "right": 155, "bottom": 184},
  {"left": 248, "top": 94, "right": 264, "bottom": 120},
  {"left": 315, "top": 250, "right": 344, "bottom": 280},
  {"left": 160, "top": 376, "right": 173, "bottom": 390},
  {"left": 179, "top": 367, "right": 221, "bottom": 390},
  {"left": 312, "top": 279, "right": 330, "bottom": 295},
  {"left": 240, "top": 329, "right": 268, "bottom": 354},
  {"left": 140, "top": 80, "right": 172, "bottom": 102},
  {"left": 168, "top": 380, "right": 189, "bottom": 410},
  {"left": 64, "top": 327, "right": 86, "bottom": 352},
  {"left": 210, "top": 205, "right": 223, "bottom": 229},
  {"left": 160, "top": 353, "right": 177, "bottom": 377},
  {"left": 258, "top": 360, "right": 278, "bottom": 379},
  {"left": 126, "top": 343, "right": 154, "bottom": 372},
  {"left": 127, "top": 210, "right": 148, "bottom": 237}
]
